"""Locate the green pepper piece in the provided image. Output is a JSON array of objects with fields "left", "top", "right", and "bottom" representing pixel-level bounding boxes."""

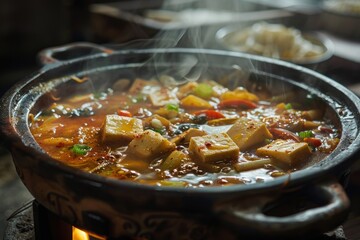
[{"left": 194, "top": 83, "right": 213, "bottom": 99}]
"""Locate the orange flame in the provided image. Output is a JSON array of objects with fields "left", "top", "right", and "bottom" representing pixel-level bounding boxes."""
[
  {"left": 72, "top": 227, "right": 89, "bottom": 240},
  {"left": 72, "top": 227, "right": 106, "bottom": 240}
]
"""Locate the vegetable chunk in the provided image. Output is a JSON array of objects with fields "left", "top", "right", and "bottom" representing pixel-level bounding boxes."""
[
  {"left": 180, "top": 95, "right": 212, "bottom": 109},
  {"left": 220, "top": 88, "right": 259, "bottom": 102},
  {"left": 227, "top": 118, "right": 273, "bottom": 151},
  {"left": 161, "top": 150, "right": 190, "bottom": 171},
  {"left": 101, "top": 115, "right": 143, "bottom": 145},
  {"left": 256, "top": 139, "right": 311, "bottom": 166},
  {"left": 189, "top": 133, "right": 239, "bottom": 163},
  {"left": 127, "top": 130, "right": 175, "bottom": 159}
]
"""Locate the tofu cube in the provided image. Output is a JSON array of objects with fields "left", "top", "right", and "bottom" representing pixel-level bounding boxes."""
[
  {"left": 171, "top": 128, "right": 207, "bottom": 145},
  {"left": 128, "top": 78, "right": 160, "bottom": 94},
  {"left": 177, "top": 82, "right": 198, "bottom": 99},
  {"left": 256, "top": 139, "right": 312, "bottom": 167},
  {"left": 149, "top": 88, "right": 179, "bottom": 107},
  {"left": 189, "top": 133, "right": 239, "bottom": 163},
  {"left": 227, "top": 118, "right": 273, "bottom": 151},
  {"left": 101, "top": 115, "right": 143, "bottom": 145},
  {"left": 127, "top": 130, "right": 175, "bottom": 159}
]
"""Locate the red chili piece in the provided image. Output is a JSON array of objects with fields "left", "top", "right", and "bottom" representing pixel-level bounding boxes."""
[
  {"left": 304, "top": 137, "right": 322, "bottom": 147},
  {"left": 193, "top": 110, "right": 225, "bottom": 120},
  {"left": 117, "top": 109, "right": 132, "bottom": 117},
  {"left": 218, "top": 99, "right": 257, "bottom": 109},
  {"left": 268, "top": 127, "right": 301, "bottom": 142},
  {"left": 319, "top": 126, "right": 333, "bottom": 133}
]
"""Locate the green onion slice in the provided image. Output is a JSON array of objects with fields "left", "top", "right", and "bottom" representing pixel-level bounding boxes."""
[
  {"left": 298, "top": 130, "right": 314, "bottom": 139},
  {"left": 70, "top": 144, "right": 92, "bottom": 155},
  {"left": 285, "top": 103, "right": 293, "bottom": 110},
  {"left": 166, "top": 103, "right": 179, "bottom": 112}
]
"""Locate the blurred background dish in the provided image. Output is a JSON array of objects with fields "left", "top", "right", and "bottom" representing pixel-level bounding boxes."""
[
  {"left": 216, "top": 22, "right": 334, "bottom": 66},
  {"left": 323, "top": 0, "right": 360, "bottom": 15},
  {"left": 320, "top": 0, "right": 360, "bottom": 40}
]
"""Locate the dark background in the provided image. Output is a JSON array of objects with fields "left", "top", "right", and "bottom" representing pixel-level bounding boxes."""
[
  {"left": 0, "top": 0, "right": 93, "bottom": 96},
  {"left": 1, "top": 0, "right": 359, "bottom": 97}
]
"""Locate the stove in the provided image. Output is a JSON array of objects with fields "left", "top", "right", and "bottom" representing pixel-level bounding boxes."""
[
  {"left": 4, "top": 201, "right": 106, "bottom": 240},
  {"left": 4, "top": 199, "right": 360, "bottom": 240}
]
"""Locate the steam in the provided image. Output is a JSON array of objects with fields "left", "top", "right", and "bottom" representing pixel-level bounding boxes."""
[
  {"left": 126, "top": 0, "right": 290, "bottom": 85},
  {"left": 142, "top": 0, "right": 239, "bottom": 83},
  {"left": 86, "top": 0, "right": 294, "bottom": 91}
]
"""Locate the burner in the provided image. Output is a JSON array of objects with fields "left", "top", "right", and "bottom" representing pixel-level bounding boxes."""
[
  {"left": 4, "top": 201, "right": 349, "bottom": 240},
  {"left": 4, "top": 202, "right": 33, "bottom": 240}
]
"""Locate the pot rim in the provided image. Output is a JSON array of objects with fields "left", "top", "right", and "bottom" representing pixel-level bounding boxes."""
[{"left": 1, "top": 47, "right": 360, "bottom": 197}]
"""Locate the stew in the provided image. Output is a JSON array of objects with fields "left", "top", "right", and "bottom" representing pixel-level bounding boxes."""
[{"left": 29, "top": 76, "right": 340, "bottom": 187}]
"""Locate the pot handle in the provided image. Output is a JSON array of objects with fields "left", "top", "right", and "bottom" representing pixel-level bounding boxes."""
[
  {"left": 37, "top": 42, "right": 113, "bottom": 66},
  {"left": 215, "top": 179, "right": 350, "bottom": 237}
]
